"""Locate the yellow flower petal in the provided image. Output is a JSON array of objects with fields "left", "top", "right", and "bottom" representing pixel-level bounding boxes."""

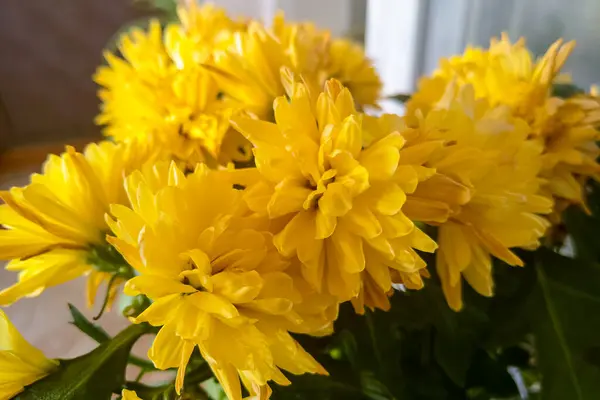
[
  {"left": 438, "top": 224, "right": 472, "bottom": 283},
  {"left": 125, "top": 276, "right": 195, "bottom": 299},
  {"left": 315, "top": 209, "right": 337, "bottom": 239},
  {"left": 0, "top": 251, "right": 90, "bottom": 306},
  {"left": 330, "top": 228, "right": 365, "bottom": 274},
  {"left": 359, "top": 142, "right": 400, "bottom": 181},
  {"left": 341, "top": 203, "right": 382, "bottom": 239},
  {"left": 333, "top": 115, "right": 362, "bottom": 158},
  {"left": 268, "top": 178, "right": 312, "bottom": 218},
  {"left": 318, "top": 182, "right": 353, "bottom": 217},
  {"left": 188, "top": 291, "right": 240, "bottom": 319},
  {"left": 0, "top": 310, "right": 57, "bottom": 399},
  {"left": 149, "top": 325, "right": 189, "bottom": 370},
  {"left": 122, "top": 389, "right": 142, "bottom": 400},
  {"left": 175, "top": 340, "right": 195, "bottom": 395},
  {"left": 212, "top": 270, "right": 263, "bottom": 304}
]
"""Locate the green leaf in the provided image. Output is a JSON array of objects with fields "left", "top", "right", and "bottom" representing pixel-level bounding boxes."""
[
  {"left": 387, "top": 93, "right": 411, "bottom": 103},
  {"left": 103, "top": 18, "right": 161, "bottom": 56},
  {"left": 393, "top": 281, "right": 488, "bottom": 388},
  {"left": 551, "top": 83, "right": 585, "bottom": 99},
  {"left": 287, "top": 260, "right": 540, "bottom": 400},
  {"left": 465, "top": 350, "right": 519, "bottom": 398},
  {"left": 68, "top": 304, "right": 111, "bottom": 344},
  {"left": 532, "top": 248, "right": 600, "bottom": 400},
  {"left": 123, "top": 382, "right": 177, "bottom": 400},
  {"left": 564, "top": 182, "right": 600, "bottom": 263},
  {"left": 271, "top": 373, "right": 365, "bottom": 400},
  {"left": 135, "top": 0, "right": 178, "bottom": 17},
  {"left": 484, "top": 259, "right": 537, "bottom": 348},
  {"left": 203, "top": 378, "right": 228, "bottom": 400},
  {"left": 19, "top": 323, "right": 149, "bottom": 400},
  {"left": 433, "top": 306, "right": 488, "bottom": 388},
  {"left": 434, "top": 327, "right": 475, "bottom": 387},
  {"left": 360, "top": 371, "right": 396, "bottom": 400},
  {"left": 335, "top": 329, "right": 360, "bottom": 368},
  {"left": 69, "top": 304, "right": 155, "bottom": 372}
]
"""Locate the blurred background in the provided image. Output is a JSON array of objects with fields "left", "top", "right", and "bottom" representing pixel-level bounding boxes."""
[
  {"left": 1, "top": 0, "right": 600, "bottom": 359},
  {"left": 2, "top": 0, "right": 600, "bottom": 155}
]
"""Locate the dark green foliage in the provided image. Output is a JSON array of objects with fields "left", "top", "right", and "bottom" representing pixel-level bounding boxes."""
[
  {"left": 551, "top": 83, "right": 585, "bottom": 99},
  {"left": 68, "top": 303, "right": 111, "bottom": 344},
  {"left": 103, "top": 0, "right": 178, "bottom": 56},
  {"left": 563, "top": 181, "right": 600, "bottom": 263},
  {"left": 531, "top": 249, "right": 600, "bottom": 400},
  {"left": 387, "top": 94, "right": 412, "bottom": 103},
  {"left": 135, "top": 0, "right": 178, "bottom": 19},
  {"left": 274, "top": 241, "right": 600, "bottom": 399},
  {"left": 17, "top": 321, "right": 149, "bottom": 400}
]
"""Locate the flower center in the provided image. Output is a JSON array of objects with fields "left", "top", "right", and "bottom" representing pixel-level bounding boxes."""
[
  {"left": 303, "top": 169, "right": 337, "bottom": 210},
  {"left": 179, "top": 259, "right": 211, "bottom": 291}
]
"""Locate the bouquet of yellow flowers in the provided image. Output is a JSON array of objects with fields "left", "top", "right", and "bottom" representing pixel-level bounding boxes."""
[{"left": 2, "top": 3, "right": 600, "bottom": 400}]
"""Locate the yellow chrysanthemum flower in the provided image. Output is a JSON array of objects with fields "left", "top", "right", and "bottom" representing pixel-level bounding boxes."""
[
  {"left": 362, "top": 114, "right": 472, "bottom": 226},
  {"left": 408, "top": 34, "right": 575, "bottom": 119},
  {"left": 170, "top": 1, "right": 247, "bottom": 64},
  {"left": 407, "top": 34, "right": 600, "bottom": 215},
  {"left": 207, "top": 21, "right": 323, "bottom": 121},
  {"left": 271, "top": 14, "right": 381, "bottom": 109},
  {"left": 0, "top": 309, "right": 58, "bottom": 399},
  {"left": 533, "top": 94, "right": 600, "bottom": 216},
  {"left": 327, "top": 38, "right": 382, "bottom": 109},
  {"left": 271, "top": 12, "right": 330, "bottom": 74},
  {"left": 95, "top": 15, "right": 250, "bottom": 167},
  {"left": 405, "top": 85, "right": 552, "bottom": 310},
  {"left": 107, "top": 162, "right": 333, "bottom": 400},
  {"left": 207, "top": 15, "right": 381, "bottom": 122},
  {"left": 230, "top": 78, "right": 437, "bottom": 309},
  {"left": 0, "top": 141, "right": 153, "bottom": 307}
]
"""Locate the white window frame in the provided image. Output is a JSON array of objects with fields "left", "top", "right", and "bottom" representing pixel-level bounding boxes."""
[
  {"left": 365, "top": 0, "right": 474, "bottom": 96},
  {"left": 365, "top": 0, "right": 424, "bottom": 96},
  {"left": 203, "top": 0, "right": 365, "bottom": 37}
]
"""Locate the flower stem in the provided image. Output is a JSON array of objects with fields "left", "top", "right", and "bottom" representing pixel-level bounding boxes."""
[{"left": 93, "top": 273, "right": 120, "bottom": 321}]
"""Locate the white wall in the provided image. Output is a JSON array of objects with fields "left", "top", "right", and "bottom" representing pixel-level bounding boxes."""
[
  {"left": 277, "top": 0, "right": 365, "bottom": 38},
  {"left": 365, "top": 0, "right": 424, "bottom": 96},
  {"left": 200, "top": 0, "right": 273, "bottom": 20},
  {"left": 203, "top": 0, "right": 365, "bottom": 38}
]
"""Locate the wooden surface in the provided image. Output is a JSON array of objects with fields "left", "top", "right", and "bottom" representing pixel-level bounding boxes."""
[
  {"left": 0, "top": 0, "right": 148, "bottom": 148},
  {"left": 0, "top": 137, "right": 97, "bottom": 176}
]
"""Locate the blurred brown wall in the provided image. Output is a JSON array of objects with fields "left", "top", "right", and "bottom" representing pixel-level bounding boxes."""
[{"left": 0, "top": 0, "right": 148, "bottom": 148}]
